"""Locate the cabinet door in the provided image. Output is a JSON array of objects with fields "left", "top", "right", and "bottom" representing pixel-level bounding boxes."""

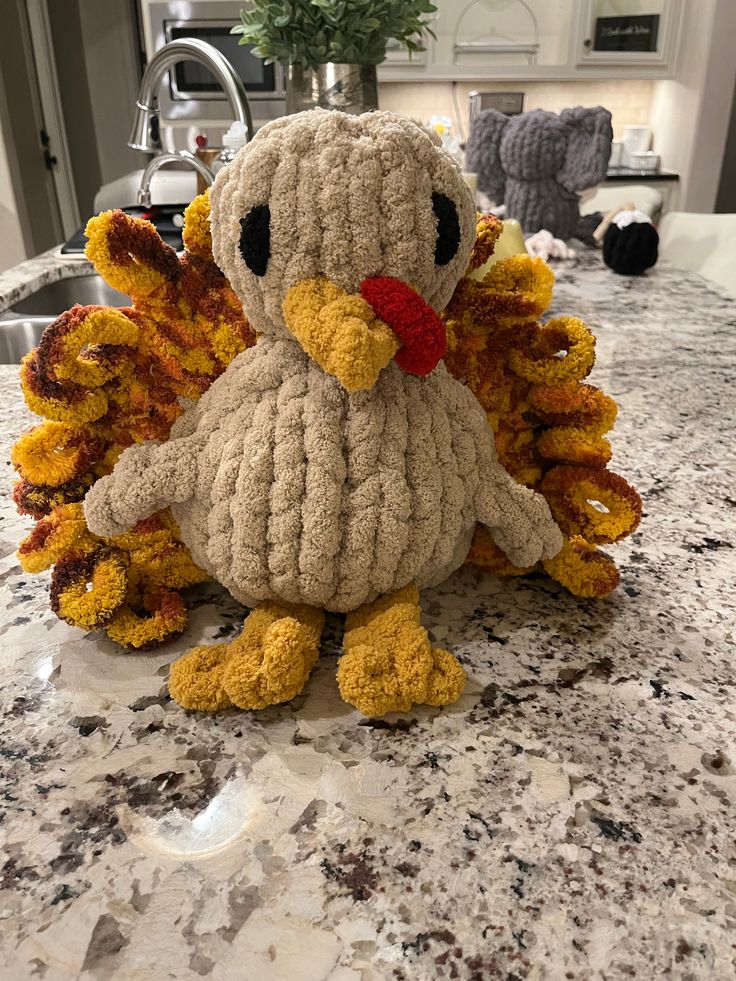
[
  {"left": 390, "top": 0, "right": 575, "bottom": 80},
  {"left": 576, "top": 0, "right": 682, "bottom": 69}
]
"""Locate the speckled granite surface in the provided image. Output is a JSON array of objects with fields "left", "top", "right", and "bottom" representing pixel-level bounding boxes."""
[
  {"left": 1, "top": 251, "right": 734, "bottom": 980},
  {"left": 0, "top": 249, "right": 93, "bottom": 314}
]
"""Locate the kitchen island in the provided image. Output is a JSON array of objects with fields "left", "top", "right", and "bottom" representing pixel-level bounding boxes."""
[
  {"left": 1, "top": 250, "right": 734, "bottom": 980},
  {"left": 0, "top": 249, "right": 96, "bottom": 313}
]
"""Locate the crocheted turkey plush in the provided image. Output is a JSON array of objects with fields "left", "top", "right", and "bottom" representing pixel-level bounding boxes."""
[{"left": 84, "top": 109, "right": 562, "bottom": 716}]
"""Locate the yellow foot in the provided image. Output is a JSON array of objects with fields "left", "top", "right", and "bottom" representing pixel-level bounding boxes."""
[
  {"left": 336, "top": 585, "right": 466, "bottom": 716},
  {"left": 168, "top": 601, "right": 324, "bottom": 711}
]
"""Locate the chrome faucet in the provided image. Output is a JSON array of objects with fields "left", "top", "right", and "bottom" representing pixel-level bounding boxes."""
[
  {"left": 129, "top": 37, "right": 254, "bottom": 153},
  {"left": 137, "top": 150, "right": 215, "bottom": 208}
]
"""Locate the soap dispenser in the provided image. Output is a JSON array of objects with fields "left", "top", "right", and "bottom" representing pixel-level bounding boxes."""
[{"left": 214, "top": 121, "right": 249, "bottom": 172}]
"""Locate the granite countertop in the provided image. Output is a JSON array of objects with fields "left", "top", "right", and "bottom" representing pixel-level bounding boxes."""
[
  {"left": 1, "top": 250, "right": 734, "bottom": 980},
  {"left": 0, "top": 249, "right": 94, "bottom": 314}
]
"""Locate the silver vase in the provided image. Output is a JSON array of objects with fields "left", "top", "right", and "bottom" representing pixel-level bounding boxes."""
[{"left": 285, "top": 63, "right": 378, "bottom": 115}]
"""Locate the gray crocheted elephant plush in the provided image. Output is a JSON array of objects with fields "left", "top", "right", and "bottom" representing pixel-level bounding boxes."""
[
  {"left": 466, "top": 106, "right": 613, "bottom": 240},
  {"left": 84, "top": 109, "right": 562, "bottom": 717}
]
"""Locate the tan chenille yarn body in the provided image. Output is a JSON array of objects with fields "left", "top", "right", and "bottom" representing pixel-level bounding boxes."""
[{"left": 88, "top": 334, "right": 555, "bottom": 612}]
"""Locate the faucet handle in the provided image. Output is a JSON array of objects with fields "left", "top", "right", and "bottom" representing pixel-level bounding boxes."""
[
  {"left": 137, "top": 186, "right": 153, "bottom": 209},
  {"left": 130, "top": 99, "right": 162, "bottom": 154}
]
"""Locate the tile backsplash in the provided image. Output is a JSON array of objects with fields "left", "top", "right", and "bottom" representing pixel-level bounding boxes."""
[{"left": 379, "top": 79, "right": 654, "bottom": 143}]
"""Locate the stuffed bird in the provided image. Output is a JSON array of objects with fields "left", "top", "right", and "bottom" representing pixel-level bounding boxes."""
[{"left": 83, "top": 109, "right": 562, "bottom": 716}]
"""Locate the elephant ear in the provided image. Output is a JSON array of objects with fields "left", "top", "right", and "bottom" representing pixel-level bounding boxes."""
[
  {"left": 556, "top": 106, "right": 613, "bottom": 194},
  {"left": 466, "top": 108, "right": 509, "bottom": 204}
]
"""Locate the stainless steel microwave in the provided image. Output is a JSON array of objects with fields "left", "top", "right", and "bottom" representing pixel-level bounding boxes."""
[{"left": 140, "top": 0, "right": 286, "bottom": 132}]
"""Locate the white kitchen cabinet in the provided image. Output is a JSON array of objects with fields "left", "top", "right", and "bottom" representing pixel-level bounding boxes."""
[
  {"left": 380, "top": 0, "right": 575, "bottom": 80},
  {"left": 377, "top": 0, "right": 682, "bottom": 82},
  {"left": 573, "top": 0, "right": 683, "bottom": 71},
  {"left": 431, "top": 0, "right": 574, "bottom": 77}
]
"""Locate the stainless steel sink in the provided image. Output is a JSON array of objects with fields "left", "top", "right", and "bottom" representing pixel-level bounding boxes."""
[
  {"left": 0, "top": 275, "right": 131, "bottom": 363},
  {"left": 0, "top": 317, "right": 49, "bottom": 363},
  {"left": 12, "top": 275, "right": 130, "bottom": 315}
]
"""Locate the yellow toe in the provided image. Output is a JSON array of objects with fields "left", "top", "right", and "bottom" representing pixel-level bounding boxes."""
[
  {"left": 223, "top": 616, "right": 319, "bottom": 709},
  {"left": 336, "top": 643, "right": 408, "bottom": 716},
  {"left": 168, "top": 643, "right": 233, "bottom": 711},
  {"left": 423, "top": 647, "right": 467, "bottom": 706}
]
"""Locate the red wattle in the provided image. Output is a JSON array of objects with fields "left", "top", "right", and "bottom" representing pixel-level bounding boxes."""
[{"left": 359, "top": 277, "right": 447, "bottom": 376}]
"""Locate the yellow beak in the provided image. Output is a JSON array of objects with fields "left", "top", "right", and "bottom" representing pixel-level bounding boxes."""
[{"left": 282, "top": 278, "right": 399, "bottom": 392}]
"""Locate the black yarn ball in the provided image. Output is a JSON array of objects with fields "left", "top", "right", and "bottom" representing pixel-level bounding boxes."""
[{"left": 602, "top": 221, "right": 659, "bottom": 276}]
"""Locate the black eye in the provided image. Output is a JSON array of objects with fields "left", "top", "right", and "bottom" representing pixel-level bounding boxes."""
[
  {"left": 432, "top": 192, "right": 460, "bottom": 266},
  {"left": 239, "top": 205, "right": 270, "bottom": 276}
]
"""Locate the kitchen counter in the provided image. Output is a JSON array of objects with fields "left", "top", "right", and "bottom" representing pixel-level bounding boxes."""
[
  {"left": 0, "top": 249, "right": 94, "bottom": 314},
  {"left": 605, "top": 166, "right": 679, "bottom": 182},
  {"left": 1, "top": 250, "right": 734, "bottom": 980}
]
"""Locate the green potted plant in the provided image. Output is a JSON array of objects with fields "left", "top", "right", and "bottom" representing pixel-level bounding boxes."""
[{"left": 232, "top": 0, "right": 437, "bottom": 114}]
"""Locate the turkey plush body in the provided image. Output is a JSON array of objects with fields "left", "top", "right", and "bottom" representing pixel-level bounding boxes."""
[{"left": 166, "top": 336, "right": 497, "bottom": 612}]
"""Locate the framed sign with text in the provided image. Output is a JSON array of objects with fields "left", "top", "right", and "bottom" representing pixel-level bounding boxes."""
[{"left": 594, "top": 14, "right": 660, "bottom": 53}]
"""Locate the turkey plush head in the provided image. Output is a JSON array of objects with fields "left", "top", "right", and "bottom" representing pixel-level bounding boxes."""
[{"left": 209, "top": 108, "right": 476, "bottom": 391}]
